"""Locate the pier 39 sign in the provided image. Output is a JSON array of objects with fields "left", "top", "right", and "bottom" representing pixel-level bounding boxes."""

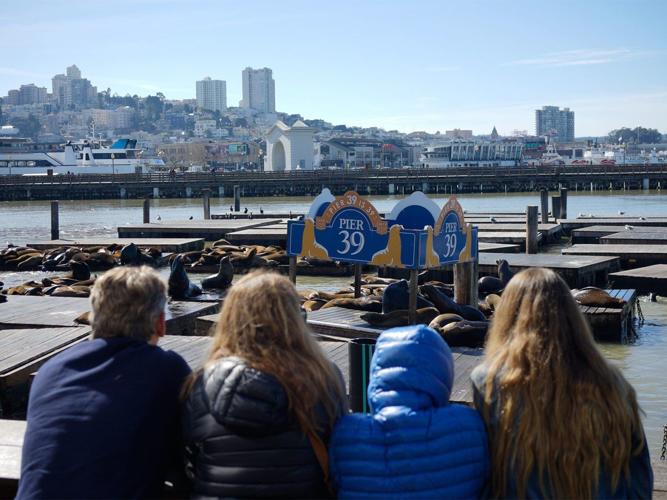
[{"left": 287, "top": 189, "right": 478, "bottom": 269}]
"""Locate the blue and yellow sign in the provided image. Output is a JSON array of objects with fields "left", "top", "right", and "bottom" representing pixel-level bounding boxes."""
[{"left": 287, "top": 191, "right": 477, "bottom": 269}]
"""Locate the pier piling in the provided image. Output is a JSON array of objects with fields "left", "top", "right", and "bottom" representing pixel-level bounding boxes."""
[
  {"left": 408, "top": 269, "right": 418, "bottom": 325},
  {"left": 233, "top": 185, "right": 241, "bottom": 212},
  {"left": 202, "top": 189, "right": 211, "bottom": 220},
  {"left": 454, "top": 260, "right": 478, "bottom": 307},
  {"left": 526, "top": 205, "right": 538, "bottom": 254},
  {"left": 540, "top": 189, "right": 549, "bottom": 223},
  {"left": 143, "top": 198, "right": 150, "bottom": 223},
  {"left": 552, "top": 196, "right": 561, "bottom": 221},
  {"left": 50, "top": 201, "right": 59, "bottom": 240},
  {"left": 559, "top": 188, "right": 568, "bottom": 219},
  {"left": 353, "top": 264, "right": 362, "bottom": 298}
]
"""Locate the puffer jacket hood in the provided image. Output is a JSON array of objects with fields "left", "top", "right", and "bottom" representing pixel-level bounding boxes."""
[{"left": 368, "top": 325, "right": 453, "bottom": 414}]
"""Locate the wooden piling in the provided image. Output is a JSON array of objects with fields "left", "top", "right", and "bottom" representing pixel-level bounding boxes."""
[
  {"left": 540, "top": 189, "right": 549, "bottom": 223},
  {"left": 233, "top": 185, "right": 241, "bottom": 212},
  {"left": 526, "top": 205, "right": 538, "bottom": 254},
  {"left": 353, "top": 264, "right": 362, "bottom": 298},
  {"left": 50, "top": 201, "right": 59, "bottom": 240},
  {"left": 559, "top": 187, "right": 568, "bottom": 219},
  {"left": 202, "top": 189, "right": 211, "bottom": 220},
  {"left": 143, "top": 198, "right": 150, "bottom": 223},
  {"left": 408, "top": 269, "right": 418, "bottom": 324},
  {"left": 454, "top": 259, "right": 478, "bottom": 307},
  {"left": 288, "top": 256, "right": 297, "bottom": 284},
  {"left": 552, "top": 196, "right": 561, "bottom": 221}
]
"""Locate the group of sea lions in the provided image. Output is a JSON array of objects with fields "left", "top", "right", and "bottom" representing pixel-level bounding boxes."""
[
  {"left": 0, "top": 244, "right": 163, "bottom": 272},
  {"left": 0, "top": 261, "right": 95, "bottom": 298}
]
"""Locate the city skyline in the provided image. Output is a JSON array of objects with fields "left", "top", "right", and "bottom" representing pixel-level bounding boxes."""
[{"left": 1, "top": 0, "right": 666, "bottom": 136}]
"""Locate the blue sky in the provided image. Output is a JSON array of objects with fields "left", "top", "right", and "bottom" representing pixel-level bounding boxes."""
[{"left": 1, "top": 0, "right": 666, "bottom": 136}]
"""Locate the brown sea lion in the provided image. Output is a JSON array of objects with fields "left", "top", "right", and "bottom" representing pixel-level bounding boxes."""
[
  {"left": 361, "top": 275, "right": 398, "bottom": 285},
  {"left": 428, "top": 313, "right": 464, "bottom": 331},
  {"left": 478, "top": 275, "right": 504, "bottom": 295},
  {"left": 17, "top": 255, "right": 43, "bottom": 270},
  {"left": 212, "top": 238, "right": 232, "bottom": 247},
  {"left": 439, "top": 320, "right": 489, "bottom": 347},
  {"left": 50, "top": 286, "right": 90, "bottom": 298},
  {"left": 497, "top": 259, "right": 514, "bottom": 286},
  {"left": 572, "top": 287, "right": 625, "bottom": 308},
  {"left": 0, "top": 294, "right": 6, "bottom": 303},
  {"left": 320, "top": 296, "right": 382, "bottom": 312},
  {"left": 421, "top": 284, "right": 487, "bottom": 321},
  {"left": 361, "top": 307, "right": 440, "bottom": 328},
  {"left": 302, "top": 299, "right": 326, "bottom": 312},
  {"left": 74, "top": 311, "right": 91, "bottom": 325}
]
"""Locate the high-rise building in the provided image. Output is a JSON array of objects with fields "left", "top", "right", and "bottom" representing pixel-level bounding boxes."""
[
  {"left": 66, "top": 64, "right": 81, "bottom": 80},
  {"left": 535, "top": 106, "right": 575, "bottom": 142},
  {"left": 51, "top": 66, "right": 96, "bottom": 109},
  {"left": 240, "top": 67, "right": 275, "bottom": 113},
  {"left": 52, "top": 74, "right": 70, "bottom": 107},
  {"left": 6, "top": 89, "right": 19, "bottom": 105},
  {"left": 18, "top": 84, "right": 47, "bottom": 105},
  {"left": 196, "top": 77, "right": 227, "bottom": 112}
]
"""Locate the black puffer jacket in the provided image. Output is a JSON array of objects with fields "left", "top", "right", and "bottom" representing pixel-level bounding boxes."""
[{"left": 183, "top": 356, "right": 344, "bottom": 499}]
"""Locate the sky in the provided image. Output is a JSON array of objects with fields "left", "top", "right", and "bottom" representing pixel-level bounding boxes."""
[{"left": 1, "top": 0, "right": 666, "bottom": 136}]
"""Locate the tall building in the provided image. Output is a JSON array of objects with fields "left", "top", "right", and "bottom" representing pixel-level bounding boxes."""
[
  {"left": 66, "top": 64, "right": 81, "bottom": 80},
  {"left": 535, "top": 106, "right": 575, "bottom": 142},
  {"left": 18, "top": 84, "right": 47, "bottom": 105},
  {"left": 51, "top": 66, "right": 96, "bottom": 109},
  {"left": 240, "top": 67, "right": 275, "bottom": 113},
  {"left": 196, "top": 77, "right": 227, "bottom": 112}
]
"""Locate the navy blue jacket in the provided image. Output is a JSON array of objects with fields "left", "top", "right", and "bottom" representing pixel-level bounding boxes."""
[
  {"left": 329, "top": 325, "right": 489, "bottom": 499},
  {"left": 17, "top": 336, "right": 191, "bottom": 499}
]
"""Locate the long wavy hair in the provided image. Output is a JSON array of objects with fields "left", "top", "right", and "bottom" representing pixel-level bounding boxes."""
[
  {"left": 477, "top": 268, "right": 643, "bottom": 499},
  {"left": 184, "top": 271, "right": 345, "bottom": 436}
]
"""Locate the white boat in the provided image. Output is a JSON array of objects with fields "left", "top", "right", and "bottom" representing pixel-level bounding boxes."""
[{"left": 0, "top": 137, "right": 165, "bottom": 175}]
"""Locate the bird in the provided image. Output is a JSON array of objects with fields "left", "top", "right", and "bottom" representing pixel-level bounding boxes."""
[
  {"left": 618, "top": 210, "right": 625, "bottom": 215},
  {"left": 489, "top": 217, "right": 497, "bottom": 223},
  {"left": 259, "top": 207, "right": 264, "bottom": 214},
  {"left": 624, "top": 225, "right": 634, "bottom": 230},
  {"left": 157, "top": 215, "right": 161, "bottom": 221},
  {"left": 639, "top": 216, "right": 646, "bottom": 221},
  {"left": 578, "top": 212, "right": 585, "bottom": 218},
  {"left": 244, "top": 208, "right": 248, "bottom": 214},
  {"left": 189, "top": 216, "right": 194, "bottom": 220}
]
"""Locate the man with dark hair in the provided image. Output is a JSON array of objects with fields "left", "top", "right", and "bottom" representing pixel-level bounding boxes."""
[{"left": 18, "top": 266, "right": 191, "bottom": 499}]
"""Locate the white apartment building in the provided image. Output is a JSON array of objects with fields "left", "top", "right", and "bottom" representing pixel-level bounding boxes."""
[
  {"left": 196, "top": 77, "right": 227, "bottom": 112},
  {"left": 240, "top": 67, "right": 275, "bottom": 113}
]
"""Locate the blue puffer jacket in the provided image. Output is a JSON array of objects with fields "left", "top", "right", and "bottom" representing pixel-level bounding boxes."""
[{"left": 329, "top": 325, "right": 489, "bottom": 499}]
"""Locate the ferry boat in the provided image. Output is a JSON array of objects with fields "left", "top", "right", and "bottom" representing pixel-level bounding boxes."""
[
  {"left": 0, "top": 137, "right": 165, "bottom": 175},
  {"left": 420, "top": 140, "right": 523, "bottom": 168}
]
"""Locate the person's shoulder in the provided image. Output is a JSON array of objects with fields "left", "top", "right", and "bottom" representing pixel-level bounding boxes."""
[{"left": 154, "top": 344, "right": 191, "bottom": 377}]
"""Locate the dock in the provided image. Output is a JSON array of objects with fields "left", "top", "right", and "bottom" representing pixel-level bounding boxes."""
[
  {"left": 0, "top": 326, "right": 92, "bottom": 415},
  {"left": 478, "top": 252, "right": 620, "bottom": 288},
  {"left": 478, "top": 231, "right": 543, "bottom": 246},
  {"left": 477, "top": 242, "right": 520, "bottom": 253},
  {"left": 560, "top": 218, "right": 667, "bottom": 233},
  {"left": 225, "top": 224, "right": 288, "bottom": 246},
  {"left": 118, "top": 219, "right": 277, "bottom": 240},
  {"left": 579, "top": 289, "right": 637, "bottom": 342},
  {"left": 601, "top": 231, "right": 667, "bottom": 245},
  {"left": 569, "top": 225, "right": 660, "bottom": 244},
  {"left": 26, "top": 238, "right": 205, "bottom": 253},
  {"left": 562, "top": 244, "right": 667, "bottom": 268},
  {"left": 0, "top": 296, "right": 217, "bottom": 335},
  {"left": 610, "top": 265, "right": 667, "bottom": 295}
]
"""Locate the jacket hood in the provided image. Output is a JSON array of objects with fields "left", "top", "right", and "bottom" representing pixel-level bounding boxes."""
[
  {"left": 201, "top": 356, "right": 291, "bottom": 435},
  {"left": 368, "top": 325, "right": 453, "bottom": 414}
]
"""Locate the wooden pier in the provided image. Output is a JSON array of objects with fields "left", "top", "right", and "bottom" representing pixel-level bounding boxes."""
[
  {"left": 570, "top": 225, "right": 664, "bottom": 244},
  {"left": 26, "top": 238, "right": 205, "bottom": 253},
  {"left": 117, "top": 219, "right": 277, "bottom": 240},
  {"left": 560, "top": 218, "right": 667, "bottom": 233},
  {"left": 610, "top": 265, "right": 667, "bottom": 295},
  {"left": 225, "top": 225, "right": 288, "bottom": 246},
  {"left": 601, "top": 231, "right": 667, "bottom": 245},
  {"left": 562, "top": 244, "right": 667, "bottom": 268}
]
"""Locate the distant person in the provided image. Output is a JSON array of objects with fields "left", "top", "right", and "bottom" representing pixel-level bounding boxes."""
[
  {"left": 472, "top": 268, "right": 653, "bottom": 499},
  {"left": 18, "top": 266, "right": 191, "bottom": 499},
  {"left": 329, "top": 325, "right": 489, "bottom": 498},
  {"left": 182, "top": 271, "right": 347, "bottom": 498}
]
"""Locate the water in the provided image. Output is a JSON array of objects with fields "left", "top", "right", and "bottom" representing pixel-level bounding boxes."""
[{"left": 1, "top": 191, "right": 666, "bottom": 459}]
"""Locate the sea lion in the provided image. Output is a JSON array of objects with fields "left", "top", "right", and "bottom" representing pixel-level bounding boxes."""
[
  {"left": 74, "top": 311, "right": 91, "bottom": 325},
  {"left": 120, "top": 243, "right": 141, "bottom": 266},
  {"left": 69, "top": 260, "right": 91, "bottom": 281},
  {"left": 428, "top": 313, "right": 464, "bottom": 331},
  {"left": 439, "top": 320, "right": 488, "bottom": 348},
  {"left": 572, "top": 287, "right": 625, "bottom": 308},
  {"left": 201, "top": 256, "right": 234, "bottom": 290},
  {"left": 485, "top": 293, "right": 502, "bottom": 310},
  {"left": 320, "top": 296, "right": 382, "bottom": 312},
  {"left": 361, "top": 307, "right": 440, "bottom": 328},
  {"left": 17, "top": 255, "right": 43, "bottom": 270},
  {"left": 478, "top": 275, "right": 504, "bottom": 295},
  {"left": 302, "top": 299, "right": 326, "bottom": 312},
  {"left": 497, "top": 259, "right": 514, "bottom": 286},
  {"left": 168, "top": 255, "right": 202, "bottom": 299},
  {"left": 50, "top": 286, "right": 89, "bottom": 298},
  {"left": 361, "top": 275, "right": 398, "bottom": 285},
  {"left": 0, "top": 294, "right": 6, "bottom": 303},
  {"left": 421, "top": 284, "right": 487, "bottom": 321},
  {"left": 382, "top": 279, "right": 434, "bottom": 314}
]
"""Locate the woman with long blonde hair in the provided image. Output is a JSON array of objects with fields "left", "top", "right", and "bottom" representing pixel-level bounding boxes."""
[
  {"left": 183, "top": 271, "right": 347, "bottom": 498},
  {"left": 471, "top": 267, "right": 653, "bottom": 499}
]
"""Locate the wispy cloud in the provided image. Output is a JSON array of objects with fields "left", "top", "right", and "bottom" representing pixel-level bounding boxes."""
[{"left": 507, "top": 49, "right": 634, "bottom": 67}]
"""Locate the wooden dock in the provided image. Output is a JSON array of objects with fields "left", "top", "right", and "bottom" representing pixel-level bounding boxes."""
[
  {"left": 562, "top": 244, "right": 667, "bottom": 268},
  {"left": 0, "top": 296, "right": 217, "bottom": 336},
  {"left": 478, "top": 252, "right": 620, "bottom": 288},
  {"left": 560, "top": 218, "right": 667, "bottom": 233},
  {"left": 478, "top": 231, "right": 543, "bottom": 246},
  {"left": 26, "top": 238, "right": 205, "bottom": 252},
  {"left": 225, "top": 225, "right": 288, "bottom": 246},
  {"left": 610, "top": 265, "right": 667, "bottom": 295},
  {"left": 579, "top": 289, "right": 637, "bottom": 342},
  {"left": 0, "top": 326, "right": 92, "bottom": 415},
  {"left": 117, "top": 219, "right": 277, "bottom": 240},
  {"left": 570, "top": 225, "right": 656, "bottom": 244},
  {"left": 478, "top": 242, "right": 520, "bottom": 253},
  {"left": 601, "top": 231, "right": 667, "bottom": 245}
]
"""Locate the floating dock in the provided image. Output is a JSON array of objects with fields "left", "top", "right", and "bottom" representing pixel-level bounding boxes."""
[
  {"left": 478, "top": 252, "right": 620, "bottom": 288},
  {"left": 562, "top": 244, "right": 667, "bottom": 268},
  {"left": 0, "top": 296, "right": 217, "bottom": 335},
  {"left": 560, "top": 218, "right": 667, "bottom": 233},
  {"left": 570, "top": 225, "right": 664, "bottom": 244},
  {"left": 26, "top": 238, "right": 205, "bottom": 253},
  {"left": 579, "top": 289, "right": 637, "bottom": 342},
  {"left": 118, "top": 219, "right": 277, "bottom": 240},
  {"left": 601, "top": 230, "right": 667, "bottom": 245},
  {"left": 610, "top": 265, "right": 667, "bottom": 295},
  {"left": 225, "top": 225, "right": 288, "bottom": 246}
]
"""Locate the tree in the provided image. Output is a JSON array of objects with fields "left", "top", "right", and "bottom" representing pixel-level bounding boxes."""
[
  {"left": 608, "top": 126, "right": 663, "bottom": 144},
  {"left": 144, "top": 95, "right": 164, "bottom": 121}
]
